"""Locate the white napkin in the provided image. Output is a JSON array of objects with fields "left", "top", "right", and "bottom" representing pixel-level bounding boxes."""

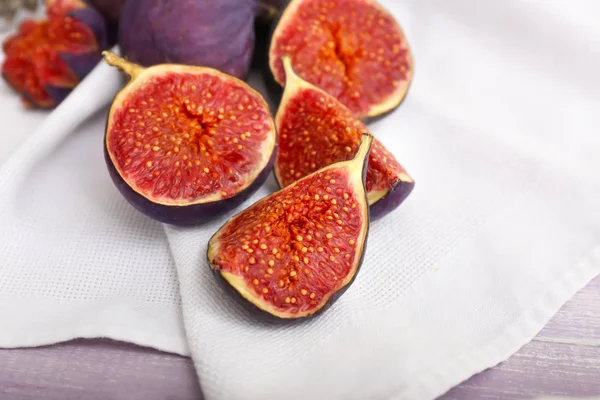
[{"left": 1, "top": 0, "right": 600, "bottom": 399}]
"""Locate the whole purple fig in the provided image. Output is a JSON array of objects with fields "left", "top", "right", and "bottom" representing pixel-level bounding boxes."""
[
  {"left": 118, "top": 0, "right": 270, "bottom": 80},
  {"left": 91, "top": 0, "right": 283, "bottom": 26}
]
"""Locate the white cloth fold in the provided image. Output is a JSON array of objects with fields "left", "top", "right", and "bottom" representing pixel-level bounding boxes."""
[
  {"left": 0, "top": 55, "right": 189, "bottom": 356},
  {"left": 1, "top": 1, "right": 600, "bottom": 399}
]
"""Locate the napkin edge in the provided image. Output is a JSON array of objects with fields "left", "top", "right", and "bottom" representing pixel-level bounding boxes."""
[{"left": 397, "top": 245, "right": 600, "bottom": 400}]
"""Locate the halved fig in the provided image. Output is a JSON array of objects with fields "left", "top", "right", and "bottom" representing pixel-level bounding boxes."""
[
  {"left": 102, "top": 51, "right": 277, "bottom": 226},
  {"left": 268, "top": 0, "right": 413, "bottom": 119},
  {"left": 275, "top": 56, "right": 414, "bottom": 220},
  {"left": 208, "top": 133, "right": 373, "bottom": 319},
  {"left": 2, "top": 0, "right": 107, "bottom": 108}
]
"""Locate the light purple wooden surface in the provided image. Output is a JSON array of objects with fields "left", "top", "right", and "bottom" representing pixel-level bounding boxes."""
[{"left": 1, "top": 276, "right": 599, "bottom": 400}]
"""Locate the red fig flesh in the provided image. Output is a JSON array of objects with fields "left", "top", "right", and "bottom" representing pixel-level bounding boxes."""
[
  {"left": 208, "top": 134, "right": 373, "bottom": 319},
  {"left": 1, "top": 0, "right": 107, "bottom": 108},
  {"left": 103, "top": 52, "right": 276, "bottom": 225},
  {"left": 275, "top": 56, "right": 414, "bottom": 219},
  {"left": 269, "top": 0, "right": 413, "bottom": 119}
]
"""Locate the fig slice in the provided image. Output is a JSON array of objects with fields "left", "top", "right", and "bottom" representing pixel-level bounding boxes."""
[
  {"left": 102, "top": 51, "right": 277, "bottom": 226},
  {"left": 275, "top": 56, "right": 414, "bottom": 220},
  {"left": 268, "top": 0, "right": 413, "bottom": 119},
  {"left": 208, "top": 133, "right": 373, "bottom": 319}
]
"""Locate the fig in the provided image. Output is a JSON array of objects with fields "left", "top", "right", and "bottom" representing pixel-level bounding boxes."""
[
  {"left": 87, "top": 0, "right": 127, "bottom": 24},
  {"left": 118, "top": 0, "right": 264, "bottom": 80},
  {"left": 208, "top": 133, "right": 373, "bottom": 319},
  {"left": 274, "top": 56, "right": 414, "bottom": 220},
  {"left": 102, "top": 51, "right": 277, "bottom": 226},
  {"left": 268, "top": 0, "right": 413, "bottom": 119},
  {"left": 87, "top": 0, "right": 127, "bottom": 44},
  {"left": 1, "top": 0, "right": 107, "bottom": 108}
]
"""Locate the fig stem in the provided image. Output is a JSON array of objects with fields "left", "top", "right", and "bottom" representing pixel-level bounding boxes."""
[{"left": 102, "top": 51, "right": 143, "bottom": 79}]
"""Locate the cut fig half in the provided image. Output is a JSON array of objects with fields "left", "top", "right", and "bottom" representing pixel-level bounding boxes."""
[
  {"left": 208, "top": 133, "right": 373, "bottom": 320},
  {"left": 102, "top": 51, "right": 277, "bottom": 226},
  {"left": 268, "top": 0, "right": 413, "bottom": 119},
  {"left": 275, "top": 56, "right": 414, "bottom": 220}
]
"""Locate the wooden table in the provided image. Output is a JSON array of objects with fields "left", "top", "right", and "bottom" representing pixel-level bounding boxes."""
[
  {"left": 443, "top": 276, "right": 600, "bottom": 399},
  {"left": 1, "top": 277, "right": 599, "bottom": 400}
]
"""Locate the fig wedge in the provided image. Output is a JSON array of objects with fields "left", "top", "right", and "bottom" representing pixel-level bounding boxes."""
[
  {"left": 208, "top": 133, "right": 373, "bottom": 319},
  {"left": 275, "top": 56, "right": 414, "bottom": 219}
]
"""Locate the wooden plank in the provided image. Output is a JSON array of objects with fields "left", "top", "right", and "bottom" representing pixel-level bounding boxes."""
[
  {"left": 0, "top": 339, "right": 203, "bottom": 400},
  {"left": 537, "top": 276, "right": 600, "bottom": 344},
  {"left": 444, "top": 276, "right": 600, "bottom": 399},
  {"left": 1, "top": 277, "right": 598, "bottom": 399},
  {"left": 442, "top": 340, "right": 600, "bottom": 399}
]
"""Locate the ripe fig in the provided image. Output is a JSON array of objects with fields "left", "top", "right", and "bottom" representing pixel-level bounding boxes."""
[
  {"left": 118, "top": 0, "right": 261, "bottom": 80},
  {"left": 87, "top": 0, "right": 127, "bottom": 24},
  {"left": 87, "top": 0, "right": 127, "bottom": 44},
  {"left": 208, "top": 133, "right": 373, "bottom": 319},
  {"left": 1, "top": 0, "right": 108, "bottom": 108},
  {"left": 89, "top": 0, "right": 282, "bottom": 28},
  {"left": 275, "top": 56, "right": 414, "bottom": 220},
  {"left": 102, "top": 51, "right": 277, "bottom": 226},
  {"left": 268, "top": 0, "right": 413, "bottom": 119}
]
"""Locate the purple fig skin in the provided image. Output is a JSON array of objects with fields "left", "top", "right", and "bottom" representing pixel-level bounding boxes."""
[
  {"left": 43, "top": 85, "right": 72, "bottom": 105},
  {"left": 84, "top": 0, "right": 127, "bottom": 45},
  {"left": 58, "top": 51, "right": 103, "bottom": 80},
  {"left": 88, "top": 0, "right": 280, "bottom": 25},
  {"left": 370, "top": 180, "right": 415, "bottom": 221},
  {"left": 86, "top": 0, "right": 127, "bottom": 23},
  {"left": 118, "top": 0, "right": 256, "bottom": 80},
  {"left": 68, "top": 5, "right": 108, "bottom": 49},
  {"left": 104, "top": 141, "right": 277, "bottom": 226}
]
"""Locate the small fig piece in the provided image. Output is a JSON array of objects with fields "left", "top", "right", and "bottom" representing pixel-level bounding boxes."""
[
  {"left": 118, "top": 0, "right": 257, "bottom": 80},
  {"left": 103, "top": 51, "right": 277, "bottom": 226},
  {"left": 208, "top": 133, "right": 373, "bottom": 319},
  {"left": 1, "top": 0, "right": 107, "bottom": 108},
  {"left": 275, "top": 56, "right": 414, "bottom": 219},
  {"left": 268, "top": 0, "right": 413, "bottom": 119}
]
